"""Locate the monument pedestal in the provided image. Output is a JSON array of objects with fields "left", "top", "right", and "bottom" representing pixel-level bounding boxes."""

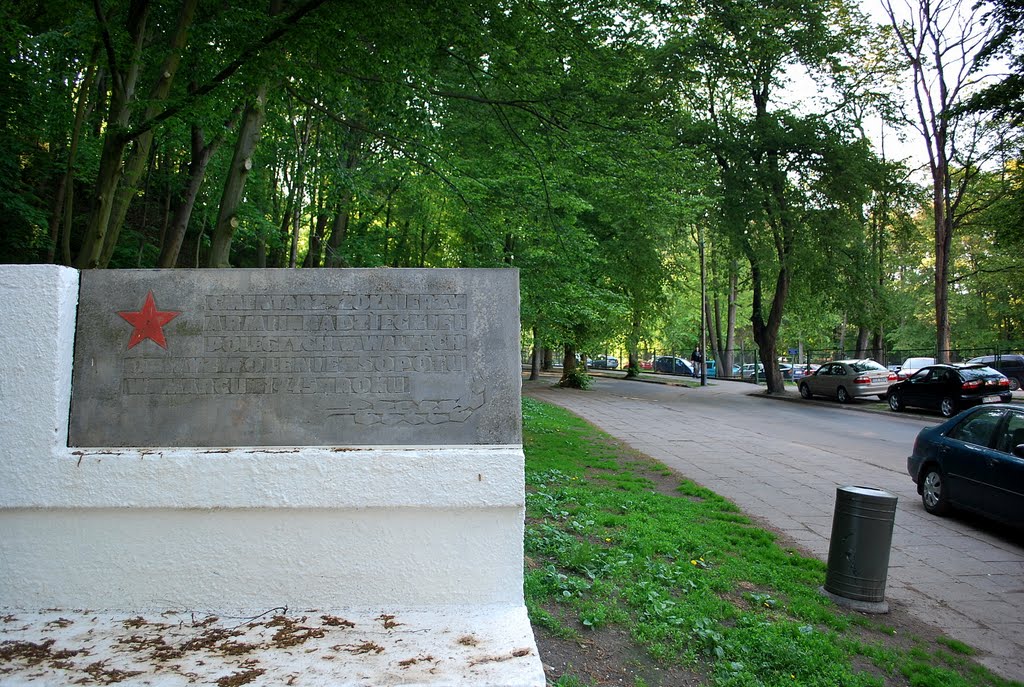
[{"left": 0, "top": 265, "right": 543, "bottom": 686}]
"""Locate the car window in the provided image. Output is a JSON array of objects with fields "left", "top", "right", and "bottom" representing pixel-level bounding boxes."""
[
  {"left": 959, "top": 365, "right": 1001, "bottom": 380},
  {"left": 995, "top": 412, "right": 1024, "bottom": 454},
  {"left": 947, "top": 408, "right": 1005, "bottom": 447},
  {"left": 851, "top": 360, "right": 885, "bottom": 372},
  {"left": 911, "top": 369, "right": 932, "bottom": 382}
]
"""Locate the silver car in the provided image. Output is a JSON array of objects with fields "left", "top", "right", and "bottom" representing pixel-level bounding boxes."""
[{"left": 798, "top": 359, "right": 896, "bottom": 403}]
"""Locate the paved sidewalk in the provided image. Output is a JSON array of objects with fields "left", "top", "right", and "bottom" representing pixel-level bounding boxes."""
[{"left": 525, "top": 375, "right": 1024, "bottom": 684}]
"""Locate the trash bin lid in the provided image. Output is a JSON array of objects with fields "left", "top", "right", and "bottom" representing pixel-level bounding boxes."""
[{"left": 839, "top": 485, "right": 893, "bottom": 498}]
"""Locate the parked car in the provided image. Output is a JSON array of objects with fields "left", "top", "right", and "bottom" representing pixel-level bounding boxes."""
[
  {"left": 654, "top": 356, "right": 696, "bottom": 376},
  {"left": 640, "top": 359, "right": 654, "bottom": 370},
  {"left": 895, "top": 356, "right": 936, "bottom": 381},
  {"left": 742, "top": 363, "right": 765, "bottom": 380},
  {"left": 589, "top": 355, "right": 618, "bottom": 370},
  {"left": 792, "top": 364, "right": 820, "bottom": 381},
  {"left": 906, "top": 403, "right": 1024, "bottom": 525},
  {"left": 887, "top": 363, "right": 1012, "bottom": 417},
  {"left": 798, "top": 359, "right": 895, "bottom": 403},
  {"left": 965, "top": 354, "right": 1024, "bottom": 391}
]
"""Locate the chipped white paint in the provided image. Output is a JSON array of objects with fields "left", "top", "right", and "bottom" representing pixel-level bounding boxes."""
[
  {"left": 0, "top": 265, "right": 542, "bottom": 685},
  {"left": 0, "top": 607, "right": 545, "bottom": 686}
]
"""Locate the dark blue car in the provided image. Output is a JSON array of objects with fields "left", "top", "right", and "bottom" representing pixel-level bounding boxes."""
[
  {"left": 653, "top": 356, "right": 695, "bottom": 376},
  {"left": 907, "top": 404, "right": 1024, "bottom": 526}
]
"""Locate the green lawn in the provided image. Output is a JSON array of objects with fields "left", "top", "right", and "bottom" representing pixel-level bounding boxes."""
[{"left": 522, "top": 396, "right": 1021, "bottom": 687}]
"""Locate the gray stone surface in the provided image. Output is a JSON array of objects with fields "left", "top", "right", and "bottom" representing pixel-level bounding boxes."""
[{"left": 69, "top": 269, "right": 521, "bottom": 447}]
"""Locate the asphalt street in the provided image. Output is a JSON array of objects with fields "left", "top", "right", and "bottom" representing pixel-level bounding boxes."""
[{"left": 524, "top": 373, "right": 1024, "bottom": 683}]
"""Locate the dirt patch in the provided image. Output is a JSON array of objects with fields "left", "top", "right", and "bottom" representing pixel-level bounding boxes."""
[{"left": 535, "top": 616, "right": 706, "bottom": 686}]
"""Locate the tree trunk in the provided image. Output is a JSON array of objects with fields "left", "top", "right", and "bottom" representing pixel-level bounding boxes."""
[
  {"left": 704, "top": 296, "right": 719, "bottom": 371},
  {"left": 529, "top": 326, "right": 540, "bottom": 381},
  {"left": 303, "top": 212, "right": 328, "bottom": 267},
  {"left": 855, "top": 326, "right": 870, "bottom": 359},
  {"left": 158, "top": 124, "right": 219, "bottom": 267},
  {"left": 98, "top": 0, "right": 198, "bottom": 268},
  {"left": 749, "top": 253, "right": 790, "bottom": 393},
  {"left": 45, "top": 155, "right": 67, "bottom": 264},
  {"left": 209, "top": 85, "right": 268, "bottom": 267},
  {"left": 325, "top": 204, "right": 350, "bottom": 267},
  {"left": 723, "top": 259, "right": 738, "bottom": 377},
  {"left": 325, "top": 143, "right": 360, "bottom": 266},
  {"left": 625, "top": 305, "right": 641, "bottom": 378},
  {"left": 934, "top": 177, "right": 953, "bottom": 362},
  {"left": 74, "top": 1, "right": 150, "bottom": 269},
  {"left": 558, "top": 344, "right": 578, "bottom": 386}
]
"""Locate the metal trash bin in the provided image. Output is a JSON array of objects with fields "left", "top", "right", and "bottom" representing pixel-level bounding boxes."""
[{"left": 823, "top": 485, "right": 897, "bottom": 613}]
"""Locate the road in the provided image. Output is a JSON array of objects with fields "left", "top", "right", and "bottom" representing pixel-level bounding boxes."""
[{"left": 524, "top": 374, "right": 1024, "bottom": 683}]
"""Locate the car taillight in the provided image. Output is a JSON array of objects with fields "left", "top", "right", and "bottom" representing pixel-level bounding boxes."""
[
  {"left": 962, "top": 379, "right": 981, "bottom": 390},
  {"left": 997, "top": 378, "right": 1009, "bottom": 388},
  {"left": 854, "top": 375, "right": 871, "bottom": 384},
  {"left": 887, "top": 373, "right": 897, "bottom": 382}
]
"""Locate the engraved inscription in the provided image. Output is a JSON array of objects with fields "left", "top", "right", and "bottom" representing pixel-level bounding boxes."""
[{"left": 120, "top": 293, "right": 469, "bottom": 410}]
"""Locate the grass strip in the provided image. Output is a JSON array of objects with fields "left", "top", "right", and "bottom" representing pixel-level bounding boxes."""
[{"left": 523, "top": 396, "right": 1021, "bottom": 687}]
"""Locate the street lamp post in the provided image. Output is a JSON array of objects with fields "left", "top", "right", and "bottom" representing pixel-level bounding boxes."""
[{"left": 699, "top": 221, "right": 707, "bottom": 387}]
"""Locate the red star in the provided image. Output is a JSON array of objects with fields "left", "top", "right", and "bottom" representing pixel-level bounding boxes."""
[{"left": 118, "top": 291, "right": 181, "bottom": 350}]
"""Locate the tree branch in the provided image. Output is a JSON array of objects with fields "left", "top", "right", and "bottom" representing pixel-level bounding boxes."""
[{"left": 126, "top": 0, "right": 330, "bottom": 140}]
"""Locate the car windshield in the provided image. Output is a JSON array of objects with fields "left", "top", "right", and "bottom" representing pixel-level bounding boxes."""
[{"left": 850, "top": 360, "right": 886, "bottom": 373}]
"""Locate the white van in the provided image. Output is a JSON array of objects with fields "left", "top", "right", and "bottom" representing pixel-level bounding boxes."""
[{"left": 896, "top": 356, "right": 936, "bottom": 380}]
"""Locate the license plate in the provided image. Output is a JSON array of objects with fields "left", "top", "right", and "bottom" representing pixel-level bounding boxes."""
[{"left": 983, "top": 395, "right": 1002, "bottom": 403}]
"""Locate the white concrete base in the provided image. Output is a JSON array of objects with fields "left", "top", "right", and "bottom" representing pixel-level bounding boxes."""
[
  {"left": 0, "top": 606, "right": 545, "bottom": 686},
  {"left": 0, "top": 265, "right": 543, "bottom": 685}
]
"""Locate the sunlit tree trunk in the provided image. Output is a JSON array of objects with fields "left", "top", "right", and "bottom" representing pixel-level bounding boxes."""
[
  {"left": 75, "top": 1, "right": 150, "bottom": 269},
  {"left": 99, "top": 0, "right": 198, "bottom": 268},
  {"left": 209, "top": 85, "right": 268, "bottom": 267}
]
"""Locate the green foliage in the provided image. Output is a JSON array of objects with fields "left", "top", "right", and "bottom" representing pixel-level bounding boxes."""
[{"left": 2, "top": 0, "right": 1019, "bottom": 359}]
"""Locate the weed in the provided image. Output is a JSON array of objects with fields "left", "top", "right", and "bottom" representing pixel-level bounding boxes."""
[{"left": 937, "top": 636, "right": 976, "bottom": 656}]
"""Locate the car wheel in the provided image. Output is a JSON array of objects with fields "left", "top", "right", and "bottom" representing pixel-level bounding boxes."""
[
  {"left": 836, "top": 386, "right": 850, "bottom": 403},
  {"left": 799, "top": 383, "right": 812, "bottom": 399},
  {"left": 888, "top": 392, "right": 904, "bottom": 411},
  {"left": 921, "top": 466, "right": 950, "bottom": 516},
  {"left": 940, "top": 397, "right": 957, "bottom": 418},
  {"left": 1011, "top": 376, "right": 1021, "bottom": 392}
]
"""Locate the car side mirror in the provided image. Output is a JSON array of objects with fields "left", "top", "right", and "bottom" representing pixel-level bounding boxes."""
[{"left": 1014, "top": 444, "right": 1024, "bottom": 459}]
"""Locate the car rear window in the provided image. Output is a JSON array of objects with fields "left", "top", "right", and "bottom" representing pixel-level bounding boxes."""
[
  {"left": 851, "top": 360, "right": 886, "bottom": 372},
  {"left": 959, "top": 365, "right": 1002, "bottom": 380}
]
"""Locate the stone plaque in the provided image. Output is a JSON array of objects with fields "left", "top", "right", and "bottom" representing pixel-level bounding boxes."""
[{"left": 68, "top": 269, "right": 521, "bottom": 447}]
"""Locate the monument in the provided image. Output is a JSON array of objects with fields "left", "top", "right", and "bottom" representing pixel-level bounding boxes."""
[{"left": 0, "top": 265, "right": 544, "bottom": 686}]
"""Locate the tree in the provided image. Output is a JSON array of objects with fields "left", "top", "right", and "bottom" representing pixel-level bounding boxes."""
[
  {"left": 881, "top": 0, "right": 999, "bottom": 361},
  {"left": 673, "top": 0, "right": 880, "bottom": 392}
]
